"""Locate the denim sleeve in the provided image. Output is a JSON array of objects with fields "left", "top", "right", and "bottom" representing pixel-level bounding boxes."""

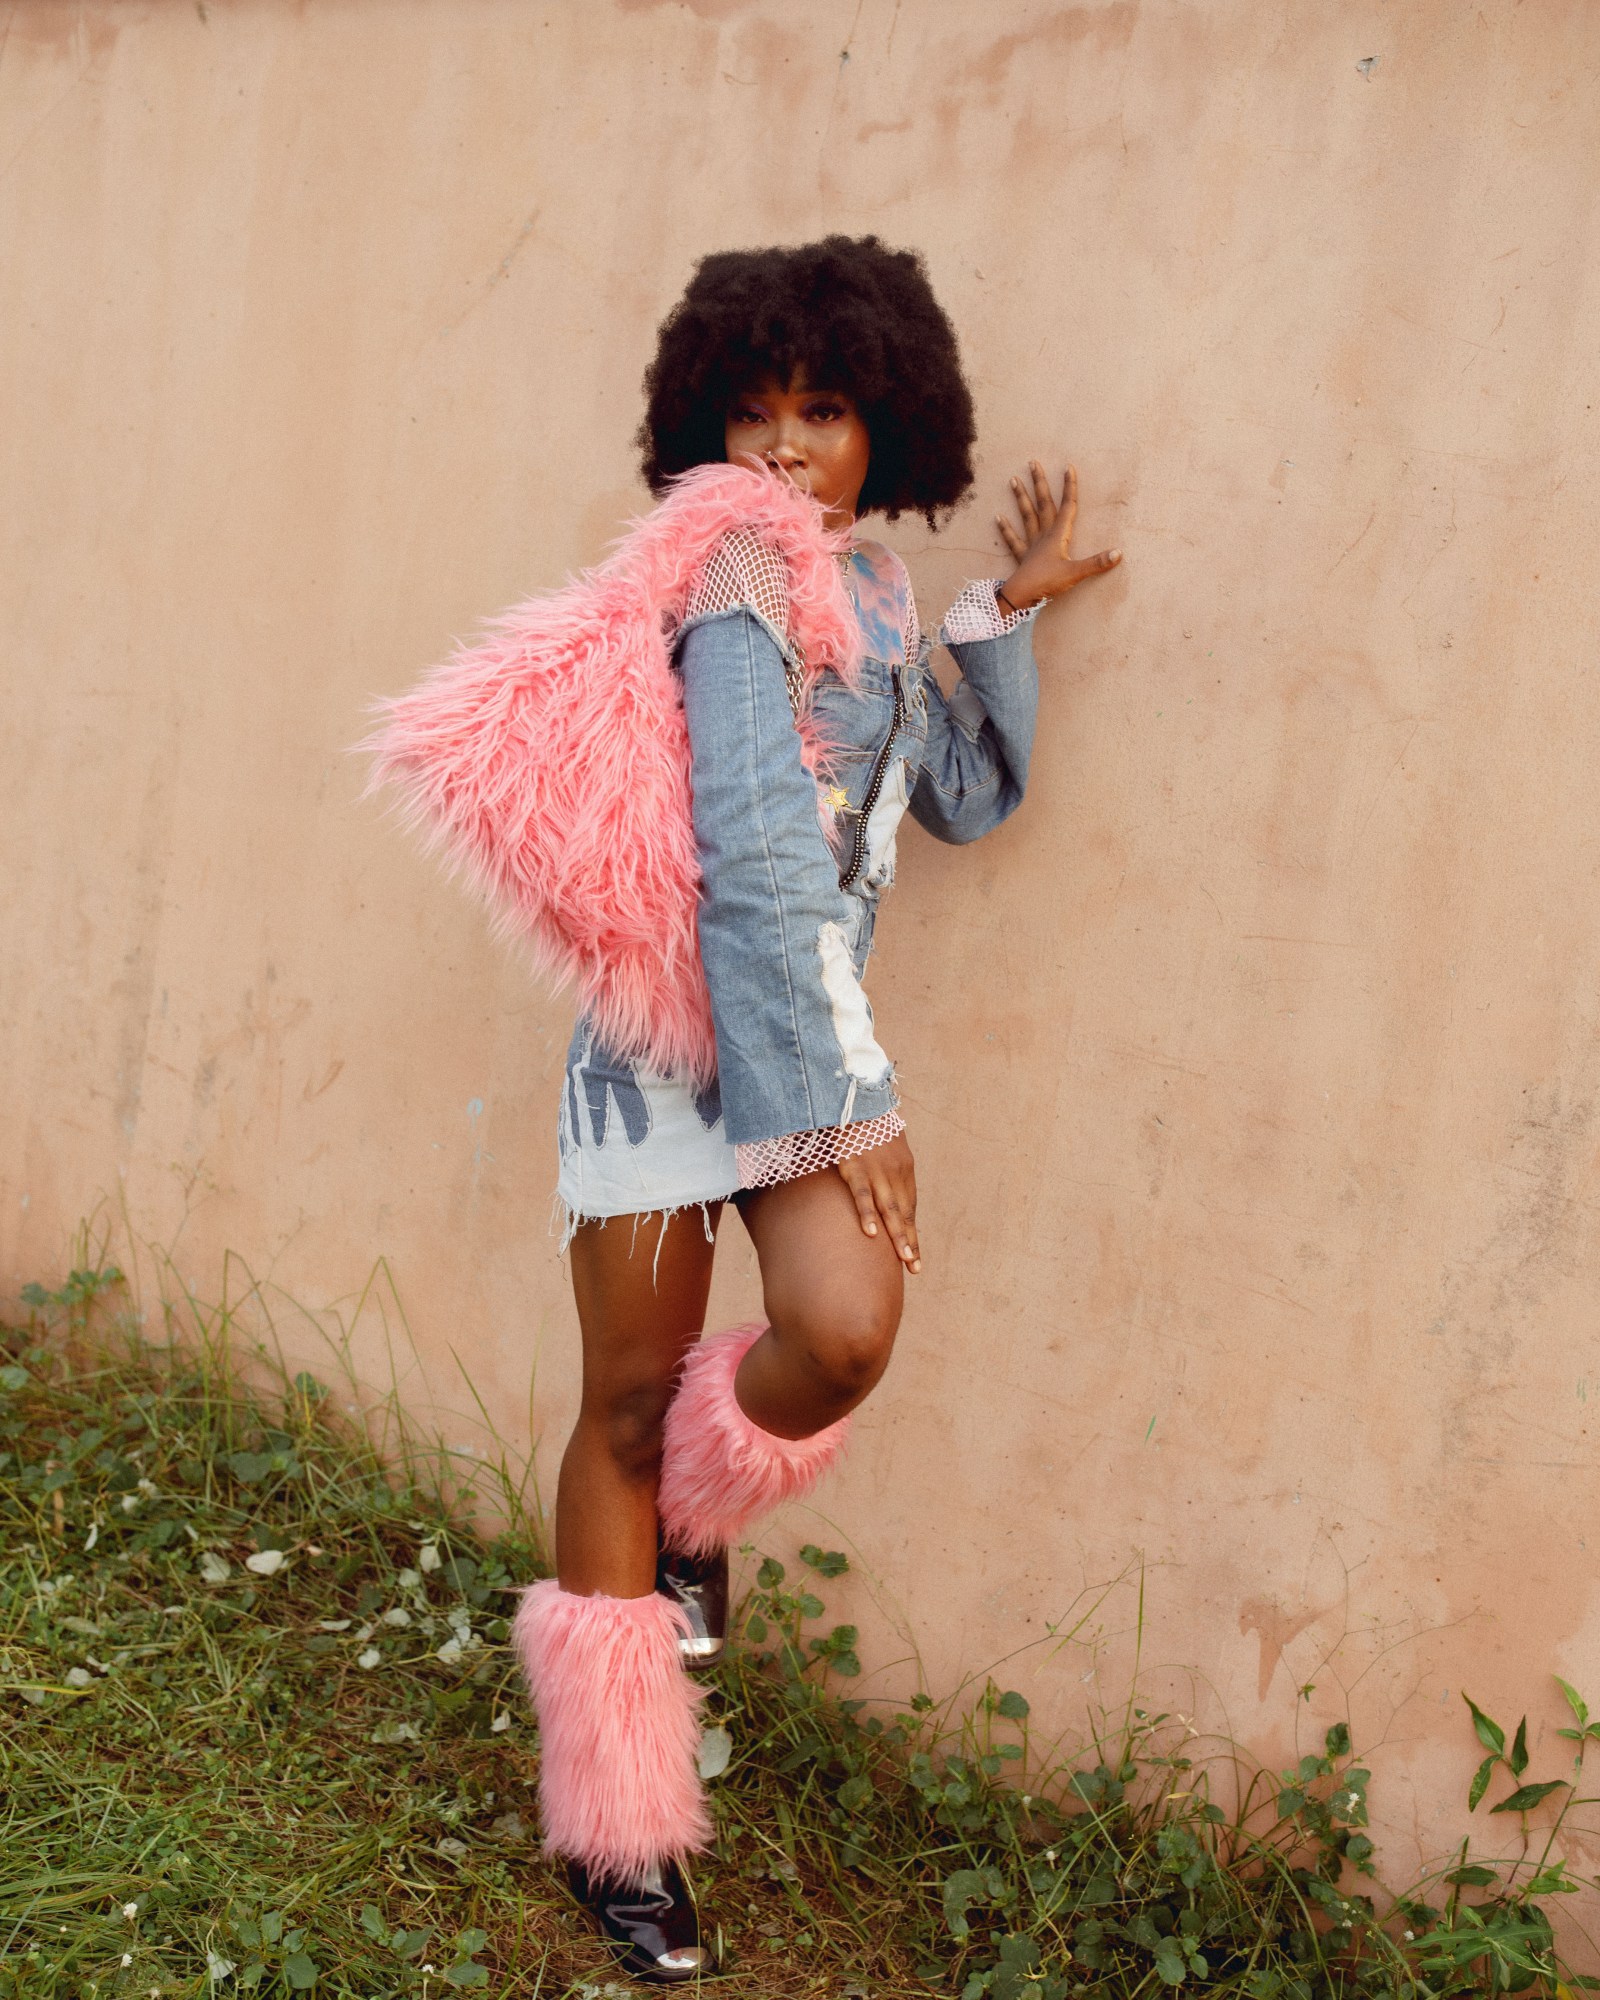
[
  {"left": 907, "top": 616, "right": 1041, "bottom": 845},
  {"left": 677, "top": 608, "right": 898, "bottom": 1147}
]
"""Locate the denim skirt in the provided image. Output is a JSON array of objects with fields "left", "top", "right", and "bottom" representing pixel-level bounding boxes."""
[{"left": 554, "top": 1016, "right": 741, "bottom": 1242}]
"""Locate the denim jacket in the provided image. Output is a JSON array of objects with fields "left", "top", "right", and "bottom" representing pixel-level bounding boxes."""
[{"left": 675, "top": 543, "right": 1039, "bottom": 1149}]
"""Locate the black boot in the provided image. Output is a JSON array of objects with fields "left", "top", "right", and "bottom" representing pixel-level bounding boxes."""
[
  {"left": 655, "top": 1540, "right": 729, "bottom": 1667},
  {"left": 568, "top": 1859, "right": 715, "bottom": 1982}
]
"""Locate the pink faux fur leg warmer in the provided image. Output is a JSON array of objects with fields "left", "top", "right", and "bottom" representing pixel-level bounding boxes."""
[
  {"left": 657, "top": 1321, "right": 852, "bottom": 1560},
  {"left": 511, "top": 1581, "right": 710, "bottom": 1884}
]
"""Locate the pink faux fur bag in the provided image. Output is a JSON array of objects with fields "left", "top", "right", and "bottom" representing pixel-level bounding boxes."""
[{"left": 363, "top": 462, "right": 862, "bottom": 1086}]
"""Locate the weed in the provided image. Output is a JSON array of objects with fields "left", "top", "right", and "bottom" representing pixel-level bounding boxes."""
[
  {"left": 1, "top": 1256, "right": 1596, "bottom": 1997},
  {"left": 712, "top": 1560, "right": 1599, "bottom": 1997}
]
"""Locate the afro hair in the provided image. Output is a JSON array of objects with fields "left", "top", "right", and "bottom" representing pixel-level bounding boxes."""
[{"left": 637, "top": 234, "right": 976, "bottom": 529}]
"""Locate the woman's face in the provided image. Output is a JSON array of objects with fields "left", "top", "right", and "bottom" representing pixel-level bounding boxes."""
[{"left": 724, "top": 369, "right": 870, "bottom": 529}]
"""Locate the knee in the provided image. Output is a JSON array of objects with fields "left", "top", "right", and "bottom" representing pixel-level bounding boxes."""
[
  {"left": 583, "top": 1376, "right": 674, "bottom": 1484},
  {"left": 789, "top": 1294, "right": 901, "bottom": 1411}
]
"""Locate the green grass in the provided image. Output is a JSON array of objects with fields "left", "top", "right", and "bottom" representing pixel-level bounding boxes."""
[{"left": 1, "top": 1257, "right": 1595, "bottom": 1998}]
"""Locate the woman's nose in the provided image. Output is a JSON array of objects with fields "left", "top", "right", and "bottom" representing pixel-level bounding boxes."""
[{"left": 768, "top": 423, "right": 807, "bottom": 467}]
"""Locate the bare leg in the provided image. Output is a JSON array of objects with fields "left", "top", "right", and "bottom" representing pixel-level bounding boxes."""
[
  {"left": 733, "top": 1166, "right": 904, "bottom": 1440},
  {"left": 556, "top": 1206, "right": 722, "bottom": 1597}
]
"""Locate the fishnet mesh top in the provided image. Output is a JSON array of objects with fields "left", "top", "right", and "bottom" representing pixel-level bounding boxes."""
[
  {"left": 684, "top": 527, "right": 798, "bottom": 640},
  {"left": 681, "top": 531, "right": 1031, "bottom": 1191}
]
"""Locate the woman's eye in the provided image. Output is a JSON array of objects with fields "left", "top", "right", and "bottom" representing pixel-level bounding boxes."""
[
  {"left": 806, "top": 401, "right": 845, "bottom": 422},
  {"left": 728, "top": 406, "right": 766, "bottom": 426}
]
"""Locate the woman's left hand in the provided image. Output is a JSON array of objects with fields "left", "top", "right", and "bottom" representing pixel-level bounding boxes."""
[
  {"left": 837, "top": 1132, "right": 920, "bottom": 1274},
  {"left": 996, "top": 462, "right": 1121, "bottom": 611}
]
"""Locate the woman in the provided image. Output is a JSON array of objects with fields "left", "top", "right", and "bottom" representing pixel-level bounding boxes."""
[{"left": 372, "top": 234, "right": 1120, "bottom": 1982}]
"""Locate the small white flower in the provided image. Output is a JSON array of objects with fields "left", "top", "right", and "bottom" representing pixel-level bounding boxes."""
[
  {"left": 136, "top": 1478, "right": 159, "bottom": 1498},
  {"left": 66, "top": 1667, "right": 93, "bottom": 1688},
  {"left": 122, "top": 1902, "right": 139, "bottom": 1920},
  {"left": 84, "top": 1522, "right": 99, "bottom": 1552},
  {"left": 382, "top": 1607, "right": 412, "bottom": 1627},
  {"left": 358, "top": 1647, "right": 382, "bottom": 1670},
  {"left": 1044, "top": 1849, "right": 1057, "bottom": 1865},
  {"left": 436, "top": 1637, "right": 463, "bottom": 1665},
  {"left": 317, "top": 1618, "right": 351, "bottom": 1632},
  {"left": 491, "top": 1711, "right": 511, "bottom": 1733},
  {"left": 422, "top": 1967, "right": 436, "bottom": 1977},
  {"left": 1404, "top": 1929, "right": 1415, "bottom": 1941},
  {"left": 370, "top": 1719, "right": 420, "bottom": 1744},
  {"left": 397, "top": 1567, "right": 422, "bottom": 1590},
  {"left": 198, "top": 1552, "right": 230, "bottom": 1585},
  {"left": 120, "top": 1494, "right": 140, "bottom": 1513},
  {"left": 122, "top": 1952, "right": 133, "bottom": 1966},
  {"left": 244, "top": 1549, "right": 285, "bottom": 1578},
  {"left": 419, "top": 1542, "right": 442, "bottom": 1573},
  {"left": 206, "top": 1949, "right": 236, "bottom": 1981}
]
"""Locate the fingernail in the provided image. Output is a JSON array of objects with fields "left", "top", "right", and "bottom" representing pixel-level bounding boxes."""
[{"left": 866, "top": 1223, "right": 877, "bottom": 1235}]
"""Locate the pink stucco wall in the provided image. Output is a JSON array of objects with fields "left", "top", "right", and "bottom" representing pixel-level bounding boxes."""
[{"left": 5, "top": 0, "right": 1597, "bottom": 1893}]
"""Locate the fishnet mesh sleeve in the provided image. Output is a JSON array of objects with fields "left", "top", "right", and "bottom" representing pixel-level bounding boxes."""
[
  {"left": 735, "top": 1107, "right": 906, "bottom": 1190},
  {"left": 940, "top": 579, "right": 1040, "bottom": 646},
  {"left": 902, "top": 573, "right": 922, "bottom": 664},
  {"left": 684, "top": 527, "right": 794, "bottom": 636}
]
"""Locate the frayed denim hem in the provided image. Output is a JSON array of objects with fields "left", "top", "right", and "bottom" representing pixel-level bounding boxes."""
[{"left": 550, "top": 1193, "right": 722, "bottom": 1283}]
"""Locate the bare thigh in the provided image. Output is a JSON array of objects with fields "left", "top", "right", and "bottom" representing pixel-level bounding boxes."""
[
  {"left": 732, "top": 1166, "right": 905, "bottom": 1436},
  {"left": 568, "top": 1205, "right": 724, "bottom": 1415},
  {"left": 556, "top": 1204, "right": 723, "bottom": 1593}
]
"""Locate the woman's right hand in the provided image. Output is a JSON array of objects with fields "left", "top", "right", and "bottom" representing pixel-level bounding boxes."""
[{"left": 837, "top": 1133, "right": 920, "bottom": 1273}]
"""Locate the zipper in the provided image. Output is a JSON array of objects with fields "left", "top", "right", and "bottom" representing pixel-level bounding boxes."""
[{"left": 838, "top": 669, "right": 905, "bottom": 890}]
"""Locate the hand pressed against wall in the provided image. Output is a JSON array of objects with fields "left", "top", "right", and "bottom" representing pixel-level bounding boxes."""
[{"left": 997, "top": 462, "right": 1122, "bottom": 611}]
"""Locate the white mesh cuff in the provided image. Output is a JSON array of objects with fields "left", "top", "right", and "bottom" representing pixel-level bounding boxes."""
[
  {"left": 940, "top": 578, "right": 1040, "bottom": 646},
  {"left": 735, "top": 1108, "right": 905, "bottom": 1190}
]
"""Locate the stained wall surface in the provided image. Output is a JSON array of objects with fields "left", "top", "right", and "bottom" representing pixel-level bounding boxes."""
[{"left": 5, "top": 0, "right": 1598, "bottom": 1881}]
